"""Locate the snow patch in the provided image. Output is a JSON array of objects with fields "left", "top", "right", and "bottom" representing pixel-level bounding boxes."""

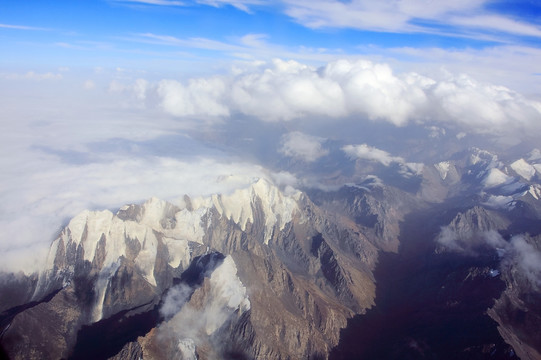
[
  {"left": 489, "top": 269, "right": 500, "bottom": 277},
  {"left": 434, "top": 161, "right": 450, "bottom": 180},
  {"left": 133, "top": 228, "right": 158, "bottom": 287},
  {"left": 469, "top": 148, "right": 500, "bottom": 169},
  {"left": 163, "top": 237, "right": 191, "bottom": 269},
  {"left": 534, "top": 164, "right": 541, "bottom": 176},
  {"left": 529, "top": 184, "right": 541, "bottom": 200},
  {"left": 93, "top": 259, "right": 121, "bottom": 322},
  {"left": 194, "top": 178, "right": 299, "bottom": 244},
  {"left": 482, "top": 168, "right": 513, "bottom": 188},
  {"left": 511, "top": 158, "right": 536, "bottom": 181},
  {"left": 483, "top": 195, "right": 514, "bottom": 209}
]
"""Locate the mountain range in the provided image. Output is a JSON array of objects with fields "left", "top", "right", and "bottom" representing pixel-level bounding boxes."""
[{"left": 1, "top": 146, "right": 541, "bottom": 359}]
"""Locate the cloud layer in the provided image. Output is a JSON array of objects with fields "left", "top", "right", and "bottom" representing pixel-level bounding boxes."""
[{"left": 153, "top": 59, "right": 541, "bottom": 133}]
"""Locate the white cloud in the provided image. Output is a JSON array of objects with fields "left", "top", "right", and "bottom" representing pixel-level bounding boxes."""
[
  {"left": 111, "top": 0, "right": 185, "bottom": 6},
  {"left": 342, "top": 143, "right": 423, "bottom": 176},
  {"left": 154, "top": 58, "right": 541, "bottom": 132},
  {"left": 279, "top": 131, "right": 328, "bottom": 162},
  {"left": 509, "top": 236, "right": 541, "bottom": 288},
  {"left": 449, "top": 14, "right": 541, "bottom": 38},
  {"left": 1, "top": 58, "right": 540, "bottom": 273},
  {"left": 0, "top": 76, "right": 267, "bottom": 274},
  {"left": 282, "top": 0, "right": 541, "bottom": 41},
  {"left": 437, "top": 229, "right": 541, "bottom": 288},
  {"left": 158, "top": 78, "right": 229, "bottom": 117},
  {"left": 84, "top": 79, "right": 96, "bottom": 89},
  {"left": 155, "top": 255, "right": 250, "bottom": 356},
  {"left": 343, "top": 143, "right": 402, "bottom": 166},
  {"left": 0, "top": 23, "right": 49, "bottom": 31},
  {"left": 196, "top": 0, "right": 264, "bottom": 13},
  {"left": 0, "top": 154, "right": 268, "bottom": 274},
  {"left": 1, "top": 71, "right": 63, "bottom": 81}
]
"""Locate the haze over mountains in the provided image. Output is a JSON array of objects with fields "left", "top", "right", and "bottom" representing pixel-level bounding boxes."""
[{"left": 2, "top": 0, "right": 541, "bottom": 359}]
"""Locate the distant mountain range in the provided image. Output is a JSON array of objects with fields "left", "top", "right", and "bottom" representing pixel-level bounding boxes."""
[{"left": 1, "top": 147, "right": 541, "bottom": 359}]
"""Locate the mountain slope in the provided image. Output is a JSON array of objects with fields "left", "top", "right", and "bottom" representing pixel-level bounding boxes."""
[{"left": 0, "top": 179, "right": 379, "bottom": 359}]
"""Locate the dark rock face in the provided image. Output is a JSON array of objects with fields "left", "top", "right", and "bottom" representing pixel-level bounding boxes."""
[{"left": 1, "top": 286, "right": 82, "bottom": 360}]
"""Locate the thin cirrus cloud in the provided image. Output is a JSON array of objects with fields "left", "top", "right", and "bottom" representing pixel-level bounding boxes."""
[
  {"left": 195, "top": 0, "right": 266, "bottom": 12},
  {"left": 282, "top": 0, "right": 541, "bottom": 41},
  {"left": 110, "top": 0, "right": 263, "bottom": 11},
  {"left": 0, "top": 23, "right": 50, "bottom": 31},
  {"left": 110, "top": 0, "right": 185, "bottom": 6}
]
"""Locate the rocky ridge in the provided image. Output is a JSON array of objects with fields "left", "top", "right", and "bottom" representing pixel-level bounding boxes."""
[{"left": 1, "top": 178, "right": 379, "bottom": 359}]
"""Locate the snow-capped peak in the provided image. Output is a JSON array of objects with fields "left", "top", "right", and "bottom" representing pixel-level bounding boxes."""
[
  {"left": 193, "top": 178, "right": 300, "bottom": 244},
  {"left": 469, "top": 148, "right": 501, "bottom": 169}
]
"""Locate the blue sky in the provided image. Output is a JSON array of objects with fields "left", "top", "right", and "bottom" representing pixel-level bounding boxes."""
[{"left": 1, "top": 0, "right": 541, "bottom": 79}]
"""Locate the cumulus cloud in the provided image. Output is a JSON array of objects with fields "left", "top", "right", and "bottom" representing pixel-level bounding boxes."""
[
  {"left": 279, "top": 131, "right": 328, "bottom": 162},
  {"left": 154, "top": 58, "right": 541, "bottom": 133},
  {"left": 158, "top": 77, "right": 229, "bottom": 117},
  {"left": 343, "top": 143, "right": 402, "bottom": 166}
]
